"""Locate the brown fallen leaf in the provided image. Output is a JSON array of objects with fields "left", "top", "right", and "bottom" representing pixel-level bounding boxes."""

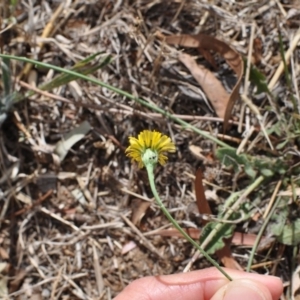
[
  {"left": 8, "top": 268, "right": 27, "bottom": 294},
  {"left": 194, "top": 168, "right": 213, "bottom": 222},
  {"left": 198, "top": 47, "right": 218, "bottom": 70},
  {"left": 178, "top": 53, "right": 230, "bottom": 120},
  {"left": 131, "top": 199, "right": 151, "bottom": 226},
  {"left": 252, "top": 37, "right": 263, "bottom": 65},
  {"left": 195, "top": 169, "right": 242, "bottom": 270},
  {"left": 165, "top": 34, "right": 243, "bottom": 131},
  {"left": 189, "top": 144, "right": 214, "bottom": 162}
]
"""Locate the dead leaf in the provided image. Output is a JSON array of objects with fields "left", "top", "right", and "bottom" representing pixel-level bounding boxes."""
[
  {"left": 198, "top": 47, "right": 218, "bottom": 70},
  {"left": 195, "top": 168, "right": 212, "bottom": 220},
  {"left": 252, "top": 38, "right": 263, "bottom": 65},
  {"left": 179, "top": 53, "right": 229, "bottom": 119},
  {"left": 122, "top": 241, "right": 137, "bottom": 255},
  {"left": 131, "top": 199, "right": 151, "bottom": 226},
  {"left": 189, "top": 145, "right": 214, "bottom": 162},
  {"left": 8, "top": 268, "right": 27, "bottom": 294},
  {"left": 54, "top": 120, "right": 92, "bottom": 162},
  {"left": 165, "top": 34, "right": 243, "bottom": 131}
]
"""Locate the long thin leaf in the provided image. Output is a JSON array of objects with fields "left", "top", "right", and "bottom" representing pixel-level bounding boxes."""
[
  {"left": 11, "top": 53, "right": 111, "bottom": 104},
  {"left": 39, "top": 52, "right": 111, "bottom": 91},
  {"left": 165, "top": 34, "right": 244, "bottom": 131},
  {"left": 0, "top": 53, "right": 232, "bottom": 148}
]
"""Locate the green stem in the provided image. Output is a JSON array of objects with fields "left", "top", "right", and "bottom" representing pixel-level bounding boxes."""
[
  {"left": 246, "top": 195, "right": 282, "bottom": 272},
  {"left": 201, "top": 175, "right": 264, "bottom": 251},
  {"left": 145, "top": 163, "right": 232, "bottom": 281}
]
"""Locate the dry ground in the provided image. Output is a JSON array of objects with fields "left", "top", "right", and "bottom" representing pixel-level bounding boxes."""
[{"left": 0, "top": 0, "right": 300, "bottom": 299}]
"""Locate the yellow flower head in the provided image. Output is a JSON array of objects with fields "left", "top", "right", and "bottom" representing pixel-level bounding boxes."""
[{"left": 125, "top": 130, "right": 176, "bottom": 168}]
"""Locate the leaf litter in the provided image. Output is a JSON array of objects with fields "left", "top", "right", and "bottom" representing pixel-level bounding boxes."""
[
  {"left": 0, "top": 1, "right": 299, "bottom": 299},
  {"left": 165, "top": 33, "right": 244, "bottom": 130}
]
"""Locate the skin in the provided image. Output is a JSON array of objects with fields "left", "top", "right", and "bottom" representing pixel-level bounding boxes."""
[{"left": 114, "top": 267, "right": 283, "bottom": 300}]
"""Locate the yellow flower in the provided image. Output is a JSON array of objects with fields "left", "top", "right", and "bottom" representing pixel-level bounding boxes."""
[{"left": 125, "top": 130, "right": 176, "bottom": 168}]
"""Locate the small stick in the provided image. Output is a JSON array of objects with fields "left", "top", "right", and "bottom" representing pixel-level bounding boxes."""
[
  {"left": 120, "top": 214, "right": 164, "bottom": 259},
  {"left": 14, "top": 190, "right": 53, "bottom": 216},
  {"left": 263, "top": 180, "right": 282, "bottom": 219},
  {"left": 18, "top": 2, "right": 65, "bottom": 79},
  {"left": 268, "top": 28, "right": 300, "bottom": 90}
]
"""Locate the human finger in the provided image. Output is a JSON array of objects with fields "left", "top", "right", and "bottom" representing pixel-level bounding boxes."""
[
  {"left": 114, "top": 267, "right": 283, "bottom": 300},
  {"left": 210, "top": 278, "right": 274, "bottom": 300}
]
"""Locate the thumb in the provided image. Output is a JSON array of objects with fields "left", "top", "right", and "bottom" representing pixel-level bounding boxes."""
[{"left": 211, "top": 279, "right": 273, "bottom": 300}]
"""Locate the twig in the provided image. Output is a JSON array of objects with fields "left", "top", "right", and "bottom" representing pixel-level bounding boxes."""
[
  {"left": 268, "top": 28, "right": 300, "bottom": 90},
  {"left": 263, "top": 180, "right": 282, "bottom": 219},
  {"left": 246, "top": 195, "right": 282, "bottom": 272},
  {"left": 120, "top": 214, "right": 164, "bottom": 259},
  {"left": 18, "top": 2, "right": 66, "bottom": 79},
  {"left": 14, "top": 190, "right": 53, "bottom": 216}
]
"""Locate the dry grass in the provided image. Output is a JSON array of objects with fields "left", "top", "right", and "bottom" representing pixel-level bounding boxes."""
[{"left": 1, "top": 0, "right": 300, "bottom": 299}]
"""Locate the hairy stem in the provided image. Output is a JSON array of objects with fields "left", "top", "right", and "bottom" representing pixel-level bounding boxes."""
[{"left": 145, "top": 163, "right": 232, "bottom": 281}]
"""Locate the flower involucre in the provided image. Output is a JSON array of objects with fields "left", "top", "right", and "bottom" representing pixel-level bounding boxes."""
[{"left": 125, "top": 130, "right": 176, "bottom": 168}]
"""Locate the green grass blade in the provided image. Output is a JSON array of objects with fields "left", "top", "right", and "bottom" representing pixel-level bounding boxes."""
[
  {"left": 39, "top": 52, "right": 112, "bottom": 91},
  {"left": 0, "top": 53, "right": 232, "bottom": 148},
  {"left": 246, "top": 195, "right": 282, "bottom": 272}
]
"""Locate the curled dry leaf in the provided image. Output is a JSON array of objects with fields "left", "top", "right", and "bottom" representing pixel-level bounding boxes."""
[
  {"left": 165, "top": 34, "right": 243, "bottom": 131},
  {"left": 131, "top": 199, "right": 151, "bottom": 226},
  {"left": 54, "top": 120, "right": 92, "bottom": 162},
  {"left": 194, "top": 168, "right": 212, "bottom": 222},
  {"left": 189, "top": 144, "right": 214, "bottom": 162},
  {"left": 179, "top": 53, "right": 229, "bottom": 120}
]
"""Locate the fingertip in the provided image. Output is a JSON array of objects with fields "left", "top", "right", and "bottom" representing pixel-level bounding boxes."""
[
  {"left": 114, "top": 274, "right": 228, "bottom": 300},
  {"left": 211, "top": 279, "right": 273, "bottom": 300},
  {"left": 213, "top": 267, "right": 283, "bottom": 300},
  {"left": 114, "top": 268, "right": 283, "bottom": 300},
  {"left": 265, "top": 276, "right": 283, "bottom": 300}
]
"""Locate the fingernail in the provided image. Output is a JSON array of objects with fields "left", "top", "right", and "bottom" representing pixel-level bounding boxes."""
[{"left": 211, "top": 279, "right": 271, "bottom": 300}]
